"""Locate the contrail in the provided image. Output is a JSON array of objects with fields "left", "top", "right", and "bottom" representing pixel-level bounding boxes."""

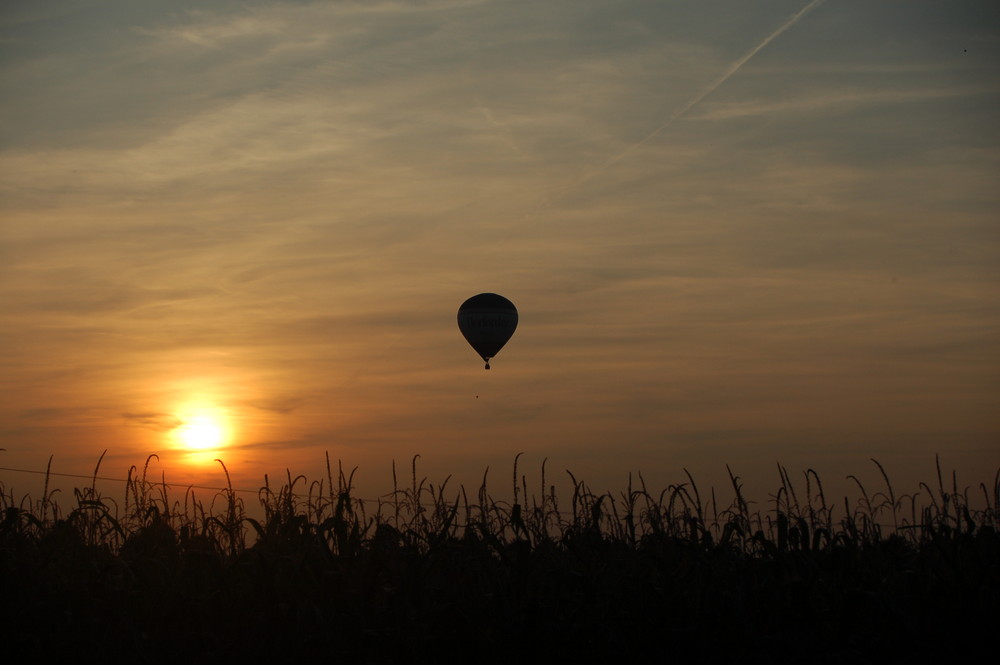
[
  {"left": 596, "top": 0, "right": 826, "bottom": 176},
  {"left": 523, "top": 0, "right": 825, "bottom": 216}
]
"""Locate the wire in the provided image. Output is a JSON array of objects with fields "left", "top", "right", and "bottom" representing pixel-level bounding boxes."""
[{"left": 0, "top": 465, "right": 303, "bottom": 498}]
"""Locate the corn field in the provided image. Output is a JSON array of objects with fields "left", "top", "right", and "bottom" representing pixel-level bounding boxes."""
[{"left": 2, "top": 453, "right": 997, "bottom": 663}]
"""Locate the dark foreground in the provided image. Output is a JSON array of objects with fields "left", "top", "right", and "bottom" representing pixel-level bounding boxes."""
[{"left": 2, "top": 458, "right": 997, "bottom": 663}]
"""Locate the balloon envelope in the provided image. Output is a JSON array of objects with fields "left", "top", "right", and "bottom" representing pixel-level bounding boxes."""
[{"left": 457, "top": 293, "right": 518, "bottom": 369}]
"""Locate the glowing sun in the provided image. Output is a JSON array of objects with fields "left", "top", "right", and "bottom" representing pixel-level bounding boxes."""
[{"left": 174, "top": 406, "right": 230, "bottom": 452}]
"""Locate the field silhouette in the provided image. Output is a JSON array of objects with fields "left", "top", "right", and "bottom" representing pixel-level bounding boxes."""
[{"left": 2, "top": 454, "right": 997, "bottom": 663}]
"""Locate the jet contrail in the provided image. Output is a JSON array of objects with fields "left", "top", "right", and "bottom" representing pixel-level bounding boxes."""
[
  {"left": 600, "top": 0, "right": 826, "bottom": 175},
  {"left": 525, "top": 0, "right": 825, "bottom": 216}
]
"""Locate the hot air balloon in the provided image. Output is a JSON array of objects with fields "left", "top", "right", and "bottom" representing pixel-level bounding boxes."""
[{"left": 457, "top": 293, "right": 518, "bottom": 369}]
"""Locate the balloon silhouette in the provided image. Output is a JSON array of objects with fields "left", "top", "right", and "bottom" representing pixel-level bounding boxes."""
[{"left": 457, "top": 293, "right": 518, "bottom": 369}]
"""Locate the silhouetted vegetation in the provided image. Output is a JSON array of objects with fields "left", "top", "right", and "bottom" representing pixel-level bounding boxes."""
[{"left": 2, "top": 453, "right": 997, "bottom": 663}]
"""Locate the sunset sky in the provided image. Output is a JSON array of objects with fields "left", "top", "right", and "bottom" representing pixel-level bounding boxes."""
[{"left": 2, "top": 0, "right": 998, "bottom": 507}]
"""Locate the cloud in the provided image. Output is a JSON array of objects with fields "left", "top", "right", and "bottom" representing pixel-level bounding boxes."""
[
  {"left": 0, "top": 0, "right": 733, "bottom": 188},
  {"left": 123, "top": 412, "right": 182, "bottom": 432},
  {"left": 244, "top": 396, "right": 306, "bottom": 415},
  {"left": 693, "top": 84, "right": 997, "bottom": 121},
  {"left": 16, "top": 407, "right": 75, "bottom": 421}
]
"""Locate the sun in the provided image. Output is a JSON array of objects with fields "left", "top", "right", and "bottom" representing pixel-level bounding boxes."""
[
  {"left": 177, "top": 414, "right": 224, "bottom": 450},
  {"left": 173, "top": 405, "right": 231, "bottom": 452}
]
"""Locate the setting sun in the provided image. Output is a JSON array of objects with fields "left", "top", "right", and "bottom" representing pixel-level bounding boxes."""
[{"left": 173, "top": 406, "right": 231, "bottom": 453}]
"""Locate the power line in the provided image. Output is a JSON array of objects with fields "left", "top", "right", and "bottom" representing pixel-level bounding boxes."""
[
  {"left": 0, "top": 465, "right": 355, "bottom": 500},
  {"left": 0, "top": 465, "right": 478, "bottom": 507}
]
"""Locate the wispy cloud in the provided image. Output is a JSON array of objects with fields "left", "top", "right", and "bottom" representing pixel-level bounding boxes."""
[
  {"left": 693, "top": 84, "right": 997, "bottom": 121},
  {"left": 123, "top": 412, "right": 182, "bottom": 432}
]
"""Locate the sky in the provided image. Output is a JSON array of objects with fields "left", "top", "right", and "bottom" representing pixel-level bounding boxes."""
[{"left": 2, "top": 0, "right": 998, "bottom": 509}]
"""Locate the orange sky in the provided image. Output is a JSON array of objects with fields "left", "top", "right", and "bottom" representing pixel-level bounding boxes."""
[{"left": 2, "top": 0, "right": 998, "bottom": 508}]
